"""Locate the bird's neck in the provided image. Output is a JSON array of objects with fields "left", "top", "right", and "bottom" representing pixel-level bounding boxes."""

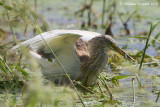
[
  {"left": 87, "top": 43, "right": 107, "bottom": 71},
  {"left": 78, "top": 37, "right": 108, "bottom": 86},
  {"left": 87, "top": 37, "right": 107, "bottom": 64}
]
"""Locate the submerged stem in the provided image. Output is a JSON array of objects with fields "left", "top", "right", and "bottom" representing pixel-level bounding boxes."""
[{"left": 132, "top": 78, "right": 135, "bottom": 102}]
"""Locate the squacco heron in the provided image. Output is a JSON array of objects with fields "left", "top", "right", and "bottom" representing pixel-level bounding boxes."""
[{"left": 12, "top": 30, "right": 133, "bottom": 86}]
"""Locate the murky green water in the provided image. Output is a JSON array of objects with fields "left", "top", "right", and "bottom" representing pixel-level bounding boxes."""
[{"left": 0, "top": 0, "right": 160, "bottom": 106}]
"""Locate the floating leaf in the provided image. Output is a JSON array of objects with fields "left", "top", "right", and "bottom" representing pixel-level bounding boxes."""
[
  {"left": 131, "top": 36, "right": 147, "bottom": 39},
  {"left": 112, "top": 75, "right": 132, "bottom": 80}
]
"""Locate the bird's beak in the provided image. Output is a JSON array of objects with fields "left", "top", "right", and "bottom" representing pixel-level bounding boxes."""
[{"left": 111, "top": 43, "right": 134, "bottom": 61}]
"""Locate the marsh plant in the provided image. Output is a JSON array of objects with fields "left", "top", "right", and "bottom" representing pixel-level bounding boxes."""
[{"left": 0, "top": 0, "right": 160, "bottom": 107}]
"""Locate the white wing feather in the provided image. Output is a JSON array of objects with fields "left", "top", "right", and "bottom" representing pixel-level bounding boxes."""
[
  {"left": 11, "top": 29, "right": 101, "bottom": 79},
  {"left": 12, "top": 30, "right": 100, "bottom": 50}
]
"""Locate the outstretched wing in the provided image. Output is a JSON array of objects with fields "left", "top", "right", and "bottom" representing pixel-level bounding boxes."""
[
  {"left": 11, "top": 30, "right": 101, "bottom": 60},
  {"left": 11, "top": 31, "right": 81, "bottom": 63},
  {"left": 12, "top": 29, "right": 100, "bottom": 51},
  {"left": 11, "top": 29, "right": 101, "bottom": 78}
]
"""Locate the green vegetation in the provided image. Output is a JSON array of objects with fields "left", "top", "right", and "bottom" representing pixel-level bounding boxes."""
[{"left": 0, "top": 0, "right": 160, "bottom": 106}]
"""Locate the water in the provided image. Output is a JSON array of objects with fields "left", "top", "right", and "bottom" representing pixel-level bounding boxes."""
[{"left": 0, "top": 0, "right": 160, "bottom": 106}]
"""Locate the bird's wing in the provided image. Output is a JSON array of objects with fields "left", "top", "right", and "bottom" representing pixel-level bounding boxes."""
[
  {"left": 11, "top": 29, "right": 101, "bottom": 63},
  {"left": 11, "top": 29, "right": 101, "bottom": 51},
  {"left": 10, "top": 30, "right": 101, "bottom": 77},
  {"left": 11, "top": 31, "right": 82, "bottom": 71}
]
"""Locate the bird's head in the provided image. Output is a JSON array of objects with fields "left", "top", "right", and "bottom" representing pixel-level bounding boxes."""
[{"left": 101, "top": 35, "right": 134, "bottom": 61}]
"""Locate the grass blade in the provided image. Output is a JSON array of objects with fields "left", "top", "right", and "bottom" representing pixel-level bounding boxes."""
[
  {"left": 139, "top": 21, "right": 160, "bottom": 71},
  {"left": 0, "top": 2, "right": 17, "bottom": 12}
]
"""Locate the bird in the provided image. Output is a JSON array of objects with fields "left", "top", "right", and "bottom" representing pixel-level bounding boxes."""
[{"left": 11, "top": 29, "right": 133, "bottom": 86}]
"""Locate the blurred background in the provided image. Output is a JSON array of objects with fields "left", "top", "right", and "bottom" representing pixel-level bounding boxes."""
[
  {"left": 0, "top": 0, "right": 160, "bottom": 106},
  {"left": 0, "top": 0, "right": 160, "bottom": 56}
]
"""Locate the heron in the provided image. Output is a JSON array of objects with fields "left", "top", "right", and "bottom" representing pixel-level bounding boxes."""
[{"left": 12, "top": 29, "right": 133, "bottom": 86}]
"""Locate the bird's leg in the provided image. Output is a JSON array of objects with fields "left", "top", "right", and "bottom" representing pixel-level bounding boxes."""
[
  {"left": 97, "top": 82, "right": 104, "bottom": 95},
  {"left": 82, "top": 69, "right": 93, "bottom": 86},
  {"left": 99, "top": 74, "right": 114, "bottom": 101},
  {"left": 104, "top": 82, "right": 114, "bottom": 101}
]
